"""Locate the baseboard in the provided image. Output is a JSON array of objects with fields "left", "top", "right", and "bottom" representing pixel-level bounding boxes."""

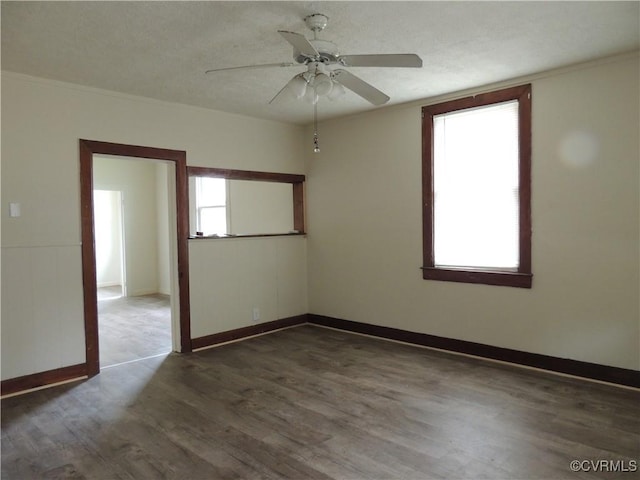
[
  {"left": 6, "top": 313, "right": 636, "bottom": 396},
  {"left": 191, "top": 315, "right": 307, "bottom": 350},
  {"left": 3, "top": 316, "right": 308, "bottom": 396},
  {"left": 1, "top": 363, "right": 88, "bottom": 397},
  {"left": 307, "top": 314, "right": 640, "bottom": 388}
]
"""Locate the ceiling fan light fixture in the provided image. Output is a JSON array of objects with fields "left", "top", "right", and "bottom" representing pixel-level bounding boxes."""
[
  {"left": 303, "top": 86, "right": 319, "bottom": 104},
  {"left": 314, "top": 72, "right": 333, "bottom": 96},
  {"left": 289, "top": 75, "right": 308, "bottom": 98},
  {"left": 327, "top": 81, "right": 345, "bottom": 100}
]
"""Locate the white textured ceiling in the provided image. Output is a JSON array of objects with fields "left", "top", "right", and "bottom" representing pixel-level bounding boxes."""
[{"left": 2, "top": 1, "right": 639, "bottom": 125}]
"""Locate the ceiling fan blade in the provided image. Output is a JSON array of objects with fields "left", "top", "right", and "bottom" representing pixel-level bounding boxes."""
[
  {"left": 338, "top": 54, "right": 423, "bottom": 68},
  {"left": 268, "top": 74, "right": 302, "bottom": 104},
  {"left": 332, "top": 69, "right": 390, "bottom": 105},
  {"left": 205, "top": 62, "right": 295, "bottom": 74},
  {"left": 278, "top": 30, "right": 319, "bottom": 57},
  {"left": 268, "top": 84, "right": 290, "bottom": 105}
]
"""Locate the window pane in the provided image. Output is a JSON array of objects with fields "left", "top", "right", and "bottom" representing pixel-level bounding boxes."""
[
  {"left": 434, "top": 188, "right": 519, "bottom": 269},
  {"left": 433, "top": 101, "right": 519, "bottom": 269},
  {"left": 199, "top": 206, "right": 227, "bottom": 235},
  {"left": 197, "top": 177, "right": 226, "bottom": 207}
]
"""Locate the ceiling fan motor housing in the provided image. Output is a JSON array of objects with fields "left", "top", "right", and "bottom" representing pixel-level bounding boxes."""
[
  {"left": 293, "top": 14, "right": 338, "bottom": 64},
  {"left": 304, "top": 13, "right": 328, "bottom": 32},
  {"left": 295, "top": 38, "right": 339, "bottom": 64}
]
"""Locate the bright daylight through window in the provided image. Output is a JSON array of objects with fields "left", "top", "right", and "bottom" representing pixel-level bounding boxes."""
[
  {"left": 422, "top": 84, "right": 532, "bottom": 288},
  {"left": 196, "top": 176, "right": 227, "bottom": 235}
]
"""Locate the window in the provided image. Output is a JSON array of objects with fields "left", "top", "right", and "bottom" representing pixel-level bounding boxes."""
[
  {"left": 188, "top": 166, "right": 306, "bottom": 238},
  {"left": 421, "top": 84, "right": 532, "bottom": 288},
  {"left": 195, "top": 176, "right": 228, "bottom": 235}
]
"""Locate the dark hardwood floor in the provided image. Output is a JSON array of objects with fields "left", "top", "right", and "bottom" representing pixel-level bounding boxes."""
[
  {"left": 98, "top": 287, "right": 172, "bottom": 367},
  {"left": 2, "top": 325, "right": 638, "bottom": 479}
]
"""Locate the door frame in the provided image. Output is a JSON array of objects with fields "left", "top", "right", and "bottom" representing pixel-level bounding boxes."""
[{"left": 80, "top": 139, "right": 191, "bottom": 377}]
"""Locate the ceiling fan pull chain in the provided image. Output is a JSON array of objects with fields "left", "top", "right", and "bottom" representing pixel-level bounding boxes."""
[{"left": 313, "top": 101, "right": 320, "bottom": 154}]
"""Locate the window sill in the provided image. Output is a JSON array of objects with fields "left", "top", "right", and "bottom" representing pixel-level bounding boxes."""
[
  {"left": 421, "top": 266, "right": 532, "bottom": 288},
  {"left": 189, "top": 232, "right": 306, "bottom": 240}
]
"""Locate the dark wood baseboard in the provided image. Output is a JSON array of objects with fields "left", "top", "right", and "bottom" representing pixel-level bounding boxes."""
[
  {"left": 308, "top": 314, "right": 640, "bottom": 388},
  {"left": 1, "top": 363, "right": 88, "bottom": 397},
  {"left": 5, "top": 313, "right": 636, "bottom": 395},
  {"left": 1, "top": 315, "right": 306, "bottom": 396},
  {"left": 191, "top": 315, "right": 307, "bottom": 350}
]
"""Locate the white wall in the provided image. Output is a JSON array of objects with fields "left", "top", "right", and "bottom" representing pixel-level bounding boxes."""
[
  {"left": 229, "top": 181, "right": 294, "bottom": 234},
  {"left": 189, "top": 236, "right": 307, "bottom": 338},
  {"left": 306, "top": 54, "right": 639, "bottom": 371},
  {"left": 1, "top": 72, "right": 306, "bottom": 380},
  {"left": 1, "top": 246, "right": 86, "bottom": 379},
  {"left": 94, "top": 190, "right": 123, "bottom": 287}
]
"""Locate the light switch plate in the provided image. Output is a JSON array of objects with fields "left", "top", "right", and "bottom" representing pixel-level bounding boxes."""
[{"left": 9, "top": 203, "right": 20, "bottom": 218}]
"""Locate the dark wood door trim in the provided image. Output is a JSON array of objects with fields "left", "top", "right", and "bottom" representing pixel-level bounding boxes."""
[{"left": 80, "top": 139, "right": 192, "bottom": 377}]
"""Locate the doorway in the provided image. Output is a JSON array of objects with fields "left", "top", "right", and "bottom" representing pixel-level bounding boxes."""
[
  {"left": 96, "top": 289, "right": 172, "bottom": 367},
  {"left": 93, "top": 159, "right": 174, "bottom": 368},
  {"left": 80, "top": 140, "right": 191, "bottom": 377}
]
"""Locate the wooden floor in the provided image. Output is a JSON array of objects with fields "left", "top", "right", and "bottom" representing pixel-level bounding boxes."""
[
  {"left": 98, "top": 287, "right": 172, "bottom": 367},
  {"left": 2, "top": 325, "right": 638, "bottom": 479}
]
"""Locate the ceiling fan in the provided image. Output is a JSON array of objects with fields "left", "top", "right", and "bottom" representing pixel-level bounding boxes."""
[
  {"left": 205, "top": 13, "right": 423, "bottom": 106},
  {"left": 206, "top": 13, "right": 422, "bottom": 152}
]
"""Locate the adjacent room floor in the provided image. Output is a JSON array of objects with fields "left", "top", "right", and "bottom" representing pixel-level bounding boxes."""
[
  {"left": 98, "top": 286, "right": 172, "bottom": 367},
  {"left": 2, "top": 325, "right": 638, "bottom": 479}
]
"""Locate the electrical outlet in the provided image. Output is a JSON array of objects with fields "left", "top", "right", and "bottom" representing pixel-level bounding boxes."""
[{"left": 252, "top": 307, "right": 260, "bottom": 322}]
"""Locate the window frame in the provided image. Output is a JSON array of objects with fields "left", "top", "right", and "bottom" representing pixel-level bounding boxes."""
[
  {"left": 187, "top": 166, "right": 306, "bottom": 238},
  {"left": 421, "top": 84, "right": 532, "bottom": 288}
]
